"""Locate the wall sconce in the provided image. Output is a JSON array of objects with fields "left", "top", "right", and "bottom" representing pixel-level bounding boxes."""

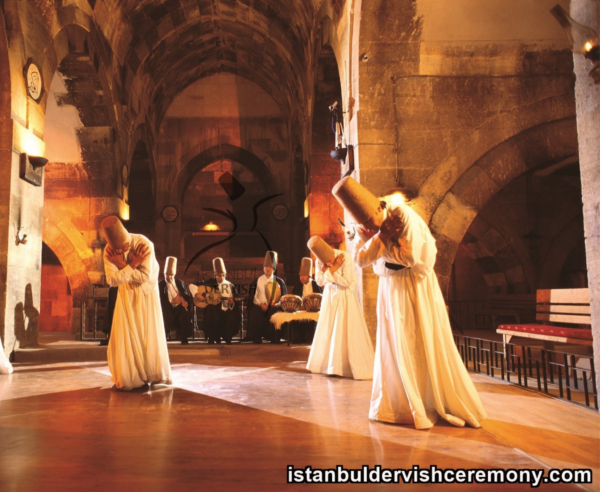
[
  {"left": 550, "top": 4, "right": 599, "bottom": 83},
  {"left": 19, "top": 153, "right": 48, "bottom": 186},
  {"left": 202, "top": 221, "right": 220, "bottom": 232}
]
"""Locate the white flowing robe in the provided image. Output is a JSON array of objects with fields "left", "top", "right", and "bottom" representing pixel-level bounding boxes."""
[
  {"left": 104, "top": 234, "right": 172, "bottom": 390},
  {"left": 355, "top": 202, "right": 487, "bottom": 429},
  {"left": 0, "top": 336, "right": 13, "bottom": 375},
  {"left": 307, "top": 249, "right": 374, "bottom": 380}
]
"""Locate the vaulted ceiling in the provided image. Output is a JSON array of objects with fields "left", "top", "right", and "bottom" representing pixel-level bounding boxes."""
[{"left": 94, "top": 0, "right": 324, "bottom": 126}]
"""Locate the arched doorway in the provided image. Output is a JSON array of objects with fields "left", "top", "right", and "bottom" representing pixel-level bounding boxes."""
[
  {"left": 448, "top": 158, "right": 586, "bottom": 331},
  {"left": 182, "top": 157, "right": 271, "bottom": 260},
  {"left": 40, "top": 243, "right": 73, "bottom": 333}
]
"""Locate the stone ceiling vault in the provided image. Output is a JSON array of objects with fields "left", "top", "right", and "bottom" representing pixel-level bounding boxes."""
[{"left": 94, "top": 0, "right": 319, "bottom": 128}]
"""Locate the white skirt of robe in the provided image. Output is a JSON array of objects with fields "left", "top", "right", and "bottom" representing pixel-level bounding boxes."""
[
  {"left": 307, "top": 284, "right": 374, "bottom": 380},
  {"left": 107, "top": 284, "right": 172, "bottom": 390},
  {"left": 369, "top": 270, "right": 487, "bottom": 429},
  {"left": 0, "top": 336, "right": 13, "bottom": 375}
]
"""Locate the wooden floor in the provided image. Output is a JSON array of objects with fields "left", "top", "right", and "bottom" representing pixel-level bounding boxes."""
[{"left": 1, "top": 342, "right": 598, "bottom": 491}]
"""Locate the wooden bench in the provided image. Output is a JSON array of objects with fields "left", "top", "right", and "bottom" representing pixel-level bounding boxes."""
[
  {"left": 477, "top": 294, "right": 536, "bottom": 329},
  {"left": 497, "top": 288, "right": 592, "bottom": 348}
]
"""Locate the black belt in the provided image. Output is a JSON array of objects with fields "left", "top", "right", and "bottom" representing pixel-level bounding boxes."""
[{"left": 385, "top": 262, "right": 406, "bottom": 271}]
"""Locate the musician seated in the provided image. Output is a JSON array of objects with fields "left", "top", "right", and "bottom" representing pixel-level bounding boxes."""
[
  {"left": 192, "top": 258, "right": 241, "bottom": 345},
  {"left": 247, "top": 251, "right": 287, "bottom": 344},
  {"left": 158, "top": 256, "right": 193, "bottom": 345},
  {"left": 290, "top": 257, "right": 322, "bottom": 343}
]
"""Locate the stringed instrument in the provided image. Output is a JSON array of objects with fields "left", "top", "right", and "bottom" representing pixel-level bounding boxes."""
[{"left": 189, "top": 284, "right": 223, "bottom": 309}]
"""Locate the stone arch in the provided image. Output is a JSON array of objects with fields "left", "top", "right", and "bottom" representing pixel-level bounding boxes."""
[
  {"left": 174, "top": 144, "right": 278, "bottom": 204},
  {"left": 39, "top": 7, "right": 119, "bottom": 133},
  {"left": 416, "top": 94, "right": 576, "bottom": 221},
  {"left": 41, "top": 221, "right": 90, "bottom": 301},
  {"left": 114, "top": 1, "right": 312, "bottom": 128},
  {"left": 427, "top": 116, "right": 579, "bottom": 290}
]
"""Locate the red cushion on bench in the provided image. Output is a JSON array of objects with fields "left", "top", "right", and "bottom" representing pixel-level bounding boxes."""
[{"left": 498, "top": 324, "right": 593, "bottom": 341}]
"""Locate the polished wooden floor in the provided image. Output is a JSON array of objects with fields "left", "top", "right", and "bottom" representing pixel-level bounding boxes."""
[{"left": 1, "top": 342, "right": 598, "bottom": 491}]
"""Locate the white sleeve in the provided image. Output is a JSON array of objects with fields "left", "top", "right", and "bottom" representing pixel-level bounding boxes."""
[
  {"left": 254, "top": 277, "right": 267, "bottom": 305},
  {"left": 382, "top": 206, "right": 437, "bottom": 277},
  {"left": 354, "top": 235, "right": 387, "bottom": 269},
  {"left": 323, "top": 252, "right": 356, "bottom": 289},
  {"left": 315, "top": 261, "right": 326, "bottom": 287},
  {"left": 104, "top": 238, "right": 158, "bottom": 294},
  {"left": 104, "top": 258, "right": 135, "bottom": 287}
]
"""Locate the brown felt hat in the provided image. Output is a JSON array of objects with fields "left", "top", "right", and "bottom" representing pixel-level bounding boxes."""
[
  {"left": 299, "top": 257, "right": 312, "bottom": 277},
  {"left": 213, "top": 257, "right": 226, "bottom": 275},
  {"left": 307, "top": 236, "right": 335, "bottom": 265},
  {"left": 332, "top": 176, "right": 381, "bottom": 225},
  {"left": 101, "top": 216, "right": 131, "bottom": 250},
  {"left": 164, "top": 257, "right": 177, "bottom": 276},
  {"left": 264, "top": 251, "right": 278, "bottom": 269}
]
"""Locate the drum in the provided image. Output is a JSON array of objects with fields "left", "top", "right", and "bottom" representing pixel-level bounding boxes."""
[
  {"left": 279, "top": 294, "right": 302, "bottom": 313},
  {"left": 302, "top": 293, "right": 322, "bottom": 312}
]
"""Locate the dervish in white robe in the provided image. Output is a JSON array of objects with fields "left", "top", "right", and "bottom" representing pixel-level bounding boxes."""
[
  {"left": 307, "top": 249, "right": 375, "bottom": 380},
  {"left": 355, "top": 201, "right": 487, "bottom": 429},
  {"left": 104, "top": 234, "right": 172, "bottom": 390}
]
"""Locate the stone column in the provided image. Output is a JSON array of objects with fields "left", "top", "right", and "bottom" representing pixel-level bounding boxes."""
[{"left": 571, "top": 0, "right": 600, "bottom": 397}]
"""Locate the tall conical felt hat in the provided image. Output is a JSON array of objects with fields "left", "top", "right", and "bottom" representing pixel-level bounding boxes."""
[
  {"left": 299, "top": 257, "right": 313, "bottom": 276},
  {"left": 307, "top": 236, "right": 335, "bottom": 265},
  {"left": 101, "top": 216, "right": 131, "bottom": 250},
  {"left": 164, "top": 256, "right": 177, "bottom": 275},
  {"left": 264, "top": 251, "right": 278, "bottom": 269},
  {"left": 213, "top": 257, "right": 226, "bottom": 275},
  {"left": 332, "top": 176, "right": 381, "bottom": 225}
]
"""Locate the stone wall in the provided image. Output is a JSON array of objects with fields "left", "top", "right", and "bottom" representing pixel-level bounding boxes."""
[{"left": 328, "top": 0, "right": 579, "bottom": 336}]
